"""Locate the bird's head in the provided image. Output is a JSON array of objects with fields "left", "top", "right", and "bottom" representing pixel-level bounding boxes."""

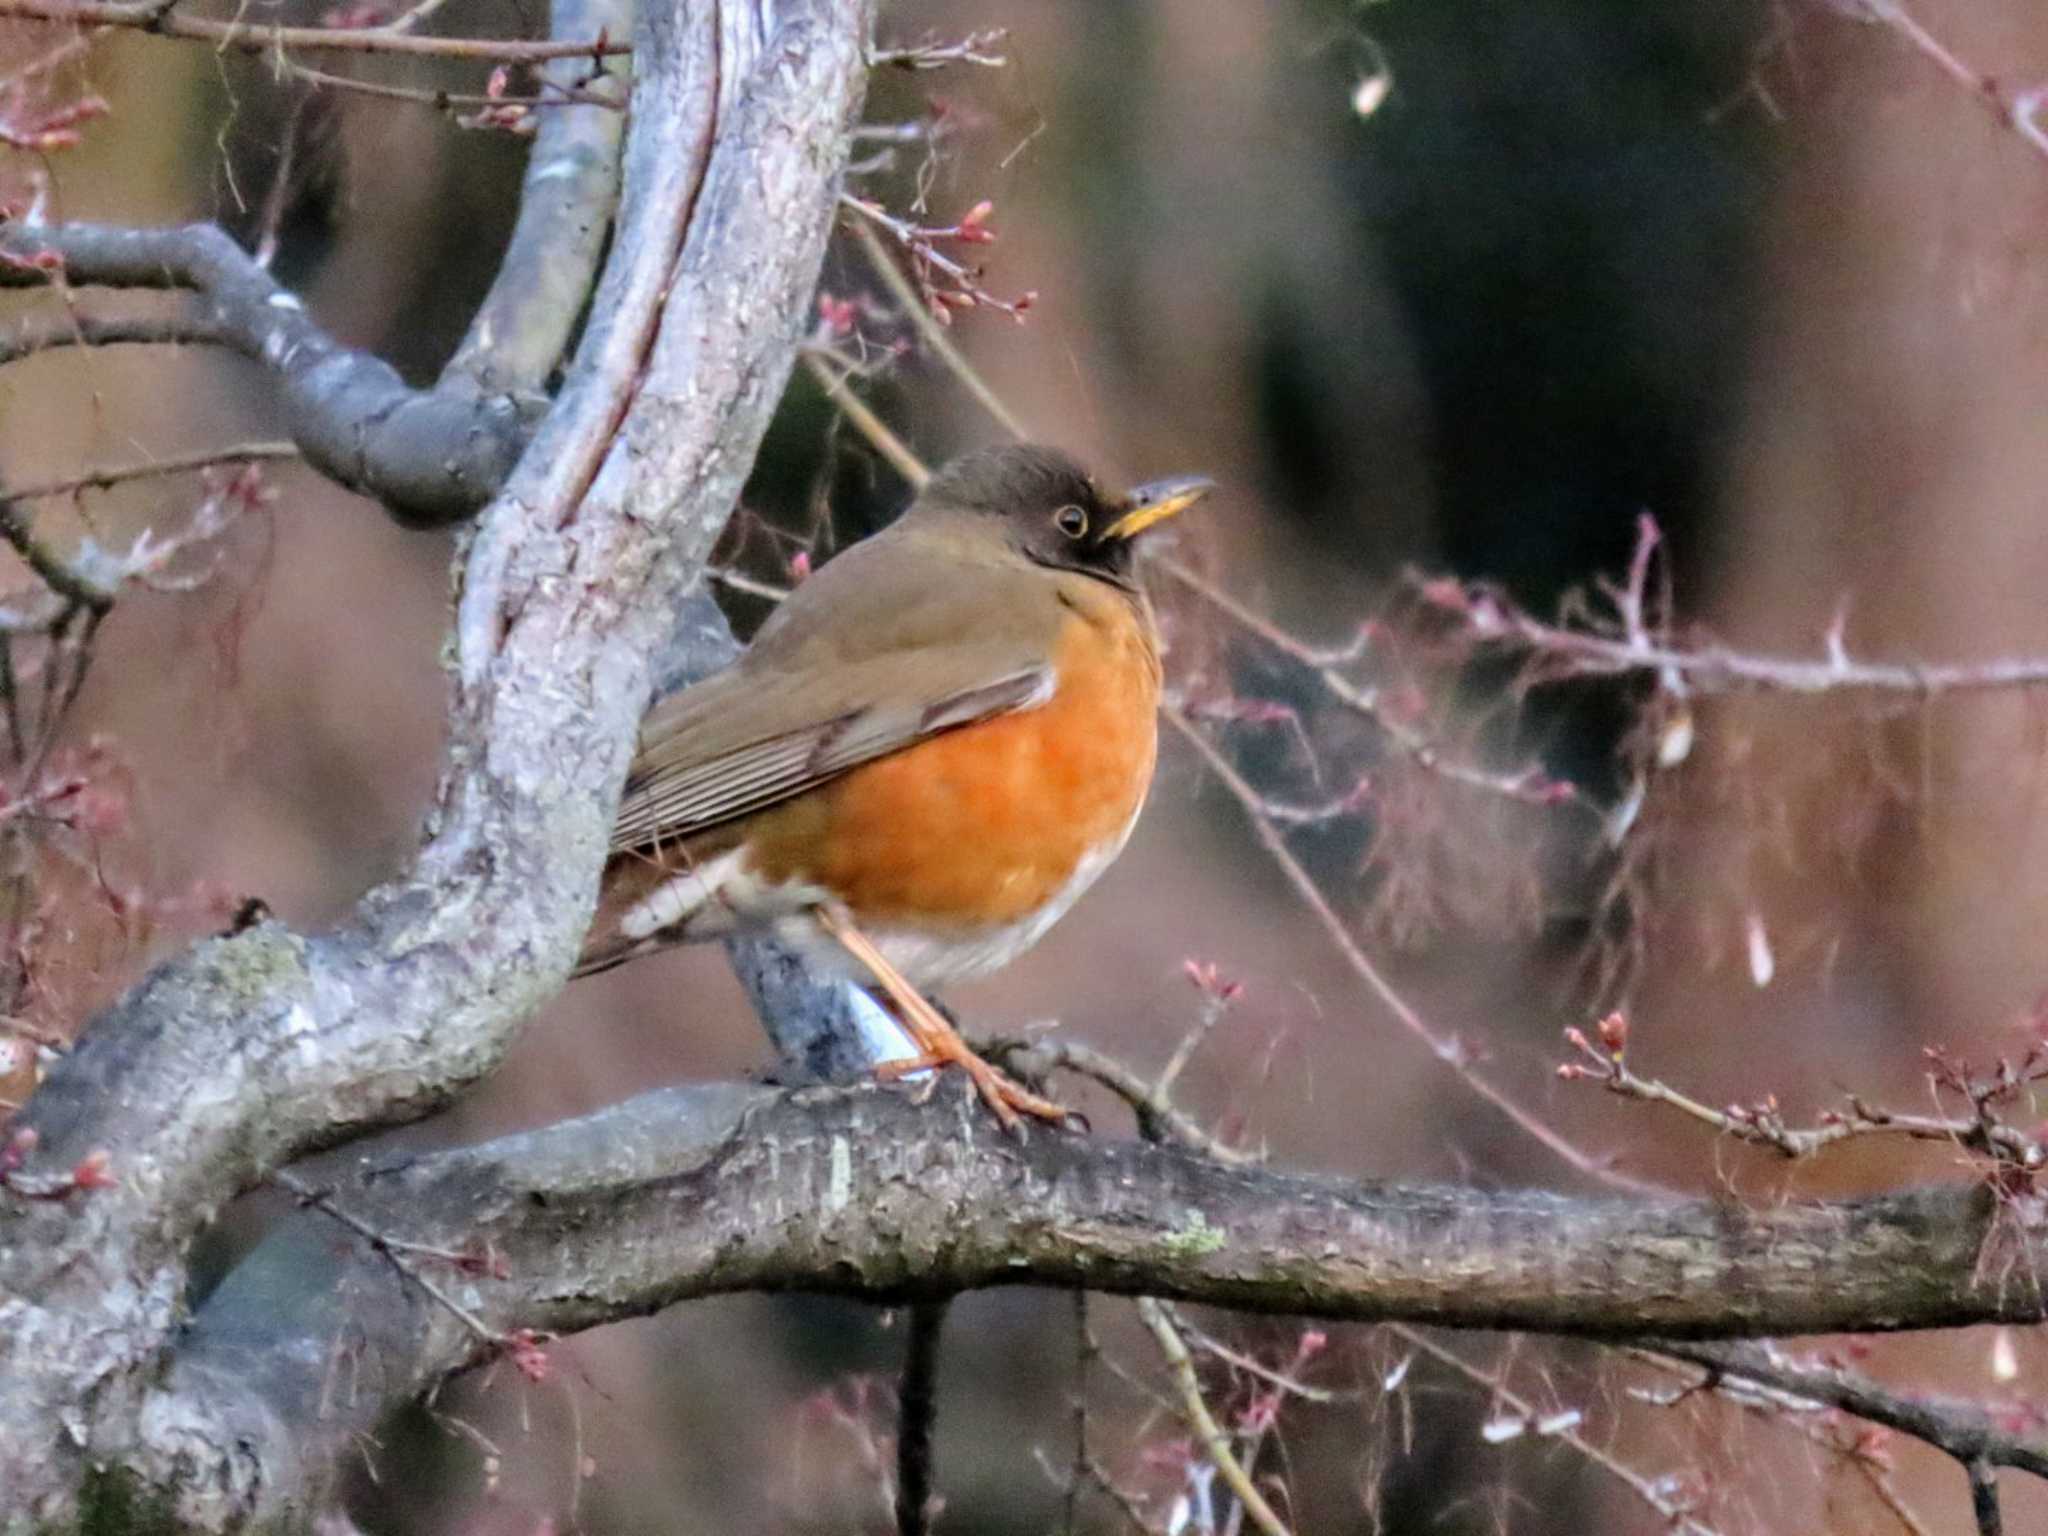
[{"left": 917, "top": 443, "right": 1214, "bottom": 589}]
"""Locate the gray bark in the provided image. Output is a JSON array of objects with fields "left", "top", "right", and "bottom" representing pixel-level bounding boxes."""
[
  {"left": 144, "top": 1080, "right": 2048, "bottom": 1526},
  {"left": 5, "top": 2, "right": 2044, "bottom": 1532},
  {"left": 0, "top": 219, "right": 542, "bottom": 525},
  {"left": 0, "top": 0, "right": 630, "bottom": 525},
  {"left": 0, "top": 0, "right": 873, "bottom": 1527}
]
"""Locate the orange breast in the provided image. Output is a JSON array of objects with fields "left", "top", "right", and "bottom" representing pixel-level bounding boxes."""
[{"left": 744, "top": 594, "right": 1161, "bottom": 928}]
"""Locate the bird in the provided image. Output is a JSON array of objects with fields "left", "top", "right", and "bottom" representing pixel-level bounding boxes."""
[{"left": 576, "top": 443, "right": 1213, "bottom": 1128}]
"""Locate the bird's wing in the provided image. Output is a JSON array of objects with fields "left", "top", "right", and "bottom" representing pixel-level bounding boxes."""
[{"left": 610, "top": 537, "right": 1064, "bottom": 852}]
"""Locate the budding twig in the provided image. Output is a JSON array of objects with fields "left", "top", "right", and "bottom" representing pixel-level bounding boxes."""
[
  {"left": 1419, "top": 552, "right": 2048, "bottom": 701},
  {"left": 2, "top": 442, "right": 298, "bottom": 502},
  {"left": 851, "top": 219, "right": 1031, "bottom": 437},
  {"left": 1560, "top": 1014, "right": 2048, "bottom": 1173},
  {"left": 0, "top": 0, "right": 627, "bottom": 62},
  {"left": 1137, "top": 1297, "right": 1295, "bottom": 1536},
  {"left": 1159, "top": 556, "right": 1587, "bottom": 811},
  {"left": 272, "top": 1168, "right": 519, "bottom": 1356},
  {"left": 1164, "top": 703, "right": 1668, "bottom": 1197},
  {"left": 839, "top": 192, "right": 1037, "bottom": 323}
]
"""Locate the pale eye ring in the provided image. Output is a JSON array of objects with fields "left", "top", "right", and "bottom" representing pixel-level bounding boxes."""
[{"left": 1054, "top": 503, "right": 1089, "bottom": 539}]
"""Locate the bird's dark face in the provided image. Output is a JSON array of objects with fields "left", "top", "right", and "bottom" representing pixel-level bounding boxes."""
[{"left": 920, "top": 444, "right": 1214, "bottom": 589}]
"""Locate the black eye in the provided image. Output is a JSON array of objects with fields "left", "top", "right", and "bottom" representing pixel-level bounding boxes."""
[{"left": 1054, "top": 504, "right": 1089, "bottom": 539}]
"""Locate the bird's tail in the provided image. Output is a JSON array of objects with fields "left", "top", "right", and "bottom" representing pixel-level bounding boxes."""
[{"left": 571, "top": 842, "right": 742, "bottom": 980}]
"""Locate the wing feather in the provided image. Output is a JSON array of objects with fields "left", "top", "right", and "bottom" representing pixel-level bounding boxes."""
[
  {"left": 609, "top": 657, "right": 1056, "bottom": 852},
  {"left": 609, "top": 524, "right": 1068, "bottom": 854}
]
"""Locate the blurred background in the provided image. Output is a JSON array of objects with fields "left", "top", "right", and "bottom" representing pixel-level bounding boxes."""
[{"left": 5, "top": 0, "right": 2048, "bottom": 1530}]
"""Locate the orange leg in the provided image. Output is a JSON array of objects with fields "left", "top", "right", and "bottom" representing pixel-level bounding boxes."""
[{"left": 816, "top": 907, "right": 1068, "bottom": 1132}]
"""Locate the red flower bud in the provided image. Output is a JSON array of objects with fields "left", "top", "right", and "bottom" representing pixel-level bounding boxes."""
[{"left": 70, "top": 1148, "right": 117, "bottom": 1191}]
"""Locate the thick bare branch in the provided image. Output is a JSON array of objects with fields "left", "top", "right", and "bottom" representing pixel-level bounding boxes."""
[
  {"left": 139, "top": 1082, "right": 2048, "bottom": 1524},
  {"left": 299, "top": 1086, "right": 2048, "bottom": 1337},
  {"left": 0, "top": 219, "right": 543, "bottom": 523},
  {"left": 0, "top": 0, "right": 873, "bottom": 1526}
]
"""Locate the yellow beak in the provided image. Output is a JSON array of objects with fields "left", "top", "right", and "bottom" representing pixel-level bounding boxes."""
[{"left": 1103, "top": 474, "right": 1215, "bottom": 541}]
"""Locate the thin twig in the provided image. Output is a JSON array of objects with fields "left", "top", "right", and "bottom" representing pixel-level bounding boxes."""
[
  {"left": 1159, "top": 556, "right": 1586, "bottom": 811},
  {"left": 271, "top": 1168, "right": 500, "bottom": 1346},
  {"left": 1813, "top": 1, "right": 2048, "bottom": 170},
  {"left": 1164, "top": 703, "right": 1667, "bottom": 1196},
  {"left": 1063, "top": 1290, "right": 1092, "bottom": 1536},
  {"left": 378, "top": 0, "right": 453, "bottom": 35},
  {"left": 839, "top": 191, "right": 1036, "bottom": 321},
  {"left": 0, "top": 0, "right": 626, "bottom": 60},
  {"left": 1035, "top": 1445, "right": 1154, "bottom": 1536},
  {"left": 1026, "top": 1038, "right": 1263, "bottom": 1166},
  {"left": 1969, "top": 1458, "right": 2004, "bottom": 1536},
  {"left": 1152, "top": 990, "right": 1228, "bottom": 1104},
  {"left": 1849, "top": 1431, "right": 1939, "bottom": 1536},
  {"left": 1168, "top": 1312, "right": 1338, "bottom": 1406},
  {"left": 1436, "top": 575, "right": 2048, "bottom": 698},
  {"left": 869, "top": 29, "right": 1007, "bottom": 71},
  {"left": 284, "top": 60, "right": 624, "bottom": 112},
  {"left": 0, "top": 502, "right": 109, "bottom": 612},
  {"left": 1395, "top": 1326, "right": 1721, "bottom": 1536},
  {"left": 707, "top": 565, "right": 793, "bottom": 603},
  {"left": 3, "top": 441, "right": 298, "bottom": 501},
  {"left": 1560, "top": 1018, "right": 2048, "bottom": 1171},
  {"left": 0, "top": 28, "right": 96, "bottom": 91},
  {"left": 1650, "top": 1342, "right": 2048, "bottom": 1484},
  {"left": 800, "top": 346, "right": 929, "bottom": 487},
  {"left": 1137, "top": 1297, "right": 1294, "bottom": 1536},
  {"left": 851, "top": 218, "right": 1029, "bottom": 438}
]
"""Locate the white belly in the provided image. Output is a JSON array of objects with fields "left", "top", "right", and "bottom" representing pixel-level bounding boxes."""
[
  {"left": 785, "top": 831, "right": 1121, "bottom": 986},
  {"left": 619, "top": 810, "right": 1136, "bottom": 990}
]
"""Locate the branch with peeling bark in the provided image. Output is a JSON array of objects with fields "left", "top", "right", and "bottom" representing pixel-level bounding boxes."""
[{"left": 0, "top": 0, "right": 874, "bottom": 1527}]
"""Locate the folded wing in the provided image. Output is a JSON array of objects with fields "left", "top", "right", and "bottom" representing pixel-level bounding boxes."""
[{"left": 610, "top": 532, "right": 1065, "bottom": 853}]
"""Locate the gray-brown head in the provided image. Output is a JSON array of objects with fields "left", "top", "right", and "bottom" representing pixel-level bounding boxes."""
[{"left": 912, "top": 444, "right": 1214, "bottom": 589}]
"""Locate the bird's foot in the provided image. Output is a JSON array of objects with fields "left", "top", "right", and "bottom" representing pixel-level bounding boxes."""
[
  {"left": 817, "top": 906, "right": 1070, "bottom": 1133},
  {"left": 875, "top": 1037, "right": 1069, "bottom": 1131}
]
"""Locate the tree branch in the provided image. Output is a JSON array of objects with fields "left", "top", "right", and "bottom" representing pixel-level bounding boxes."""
[
  {"left": 1, "top": 440, "right": 298, "bottom": 501},
  {"left": 0, "top": 0, "right": 627, "bottom": 525},
  {"left": 0, "top": 0, "right": 874, "bottom": 1526},
  {"left": 0, "top": 0, "right": 628, "bottom": 61},
  {"left": 0, "top": 309, "right": 237, "bottom": 367},
  {"left": 1652, "top": 1341, "right": 2048, "bottom": 1482},
  {"left": 140, "top": 1082, "right": 2048, "bottom": 1525},
  {"left": 441, "top": 0, "right": 629, "bottom": 398},
  {"left": 352, "top": 1085, "right": 2048, "bottom": 1337},
  {"left": 1138, "top": 1296, "right": 1295, "bottom": 1536},
  {"left": 0, "top": 219, "right": 541, "bottom": 525}
]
